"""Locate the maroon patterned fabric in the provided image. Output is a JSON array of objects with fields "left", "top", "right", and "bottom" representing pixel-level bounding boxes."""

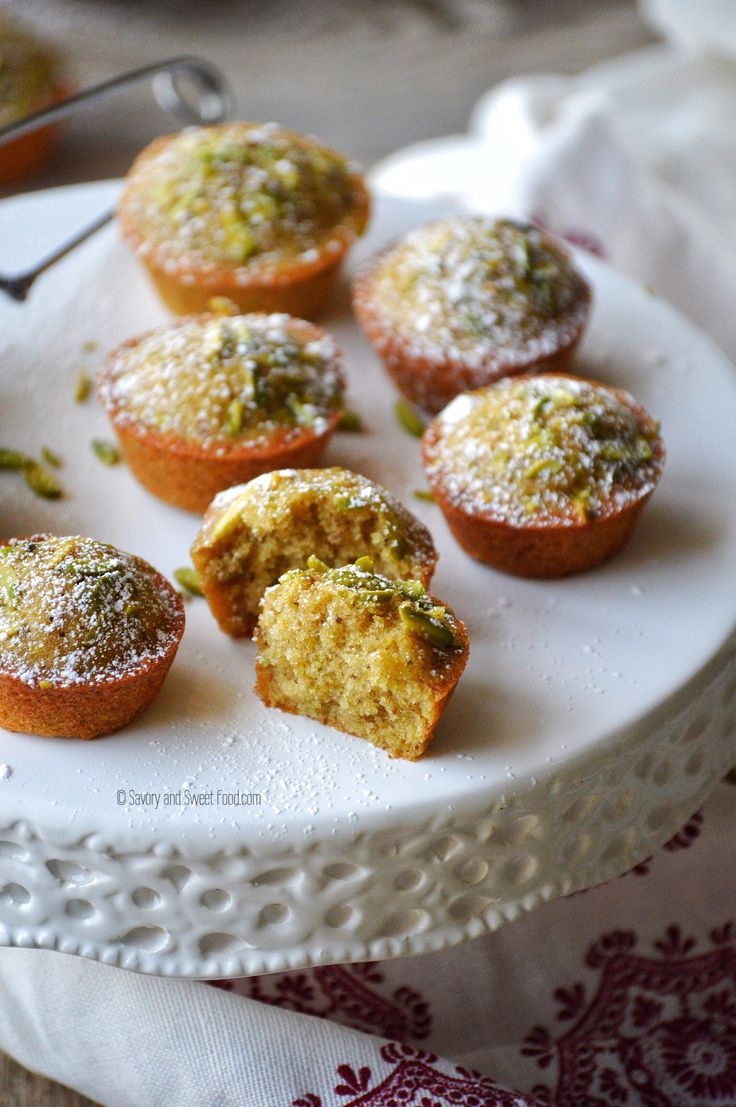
[
  {"left": 293, "top": 1045, "right": 536, "bottom": 1107},
  {"left": 211, "top": 962, "right": 431, "bottom": 1042},
  {"left": 525, "top": 924, "right": 736, "bottom": 1106},
  {"left": 206, "top": 787, "right": 736, "bottom": 1107}
]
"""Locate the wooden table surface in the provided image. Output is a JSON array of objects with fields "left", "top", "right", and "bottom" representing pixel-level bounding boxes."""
[{"left": 0, "top": 1, "right": 654, "bottom": 1103}]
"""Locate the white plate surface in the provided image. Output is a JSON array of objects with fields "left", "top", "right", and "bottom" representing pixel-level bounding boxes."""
[{"left": 0, "top": 181, "right": 734, "bottom": 977}]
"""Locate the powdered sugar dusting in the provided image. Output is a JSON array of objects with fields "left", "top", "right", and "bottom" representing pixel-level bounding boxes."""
[
  {"left": 0, "top": 535, "right": 183, "bottom": 688},
  {"left": 121, "top": 122, "right": 366, "bottom": 275},
  {"left": 99, "top": 314, "right": 343, "bottom": 450},
  {"left": 425, "top": 375, "right": 663, "bottom": 527},
  {"left": 361, "top": 216, "right": 588, "bottom": 371}
]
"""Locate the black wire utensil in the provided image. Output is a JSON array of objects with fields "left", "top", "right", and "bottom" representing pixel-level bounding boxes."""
[{"left": 0, "top": 55, "right": 233, "bottom": 302}]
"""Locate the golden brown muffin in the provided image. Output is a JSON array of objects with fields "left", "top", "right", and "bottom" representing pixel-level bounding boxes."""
[
  {"left": 118, "top": 122, "right": 370, "bottom": 318},
  {"left": 0, "top": 535, "right": 185, "bottom": 739},
  {"left": 422, "top": 373, "right": 664, "bottom": 578},
  {"left": 353, "top": 216, "right": 591, "bottom": 414},
  {"left": 191, "top": 467, "right": 438, "bottom": 637},
  {"left": 0, "top": 15, "right": 65, "bottom": 184},
  {"left": 255, "top": 556, "right": 469, "bottom": 760},
  {"left": 98, "top": 313, "right": 345, "bottom": 513}
]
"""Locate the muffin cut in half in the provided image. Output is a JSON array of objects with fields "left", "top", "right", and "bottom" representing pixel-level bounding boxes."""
[
  {"left": 191, "top": 467, "right": 438, "bottom": 637},
  {"left": 118, "top": 121, "right": 371, "bottom": 318},
  {"left": 353, "top": 216, "right": 591, "bottom": 414},
  {"left": 255, "top": 556, "right": 469, "bottom": 760},
  {"left": 0, "top": 15, "right": 66, "bottom": 184},
  {"left": 0, "top": 535, "right": 185, "bottom": 739},
  {"left": 422, "top": 373, "right": 664, "bottom": 578},
  {"left": 98, "top": 312, "right": 345, "bottom": 513}
]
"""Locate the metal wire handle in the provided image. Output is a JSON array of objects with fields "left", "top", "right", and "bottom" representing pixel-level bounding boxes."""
[{"left": 0, "top": 55, "right": 233, "bottom": 302}]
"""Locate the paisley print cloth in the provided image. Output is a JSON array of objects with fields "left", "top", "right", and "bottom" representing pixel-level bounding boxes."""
[{"left": 195, "top": 791, "right": 732, "bottom": 1107}]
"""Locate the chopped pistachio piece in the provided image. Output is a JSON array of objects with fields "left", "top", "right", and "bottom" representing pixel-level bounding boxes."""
[
  {"left": 23, "top": 462, "right": 63, "bottom": 500},
  {"left": 92, "top": 439, "right": 121, "bottom": 466},
  {"left": 206, "top": 296, "right": 240, "bottom": 316},
  {"left": 398, "top": 579, "right": 426, "bottom": 600},
  {"left": 173, "top": 566, "right": 203, "bottom": 597},
  {"left": 0, "top": 448, "right": 29, "bottom": 470},
  {"left": 210, "top": 499, "right": 245, "bottom": 541},
  {"left": 524, "top": 457, "right": 564, "bottom": 480},
  {"left": 75, "top": 370, "right": 92, "bottom": 403},
  {"left": 464, "top": 312, "right": 487, "bottom": 337},
  {"left": 413, "top": 489, "right": 436, "bottom": 503},
  {"left": 572, "top": 487, "right": 592, "bottom": 522},
  {"left": 337, "top": 409, "right": 363, "bottom": 432},
  {"left": 286, "top": 394, "right": 316, "bottom": 426},
  {"left": 532, "top": 396, "right": 552, "bottom": 421},
  {"left": 0, "top": 449, "right": 64, "bottom": 499},
  {"left": 395, "top": 398, "right": 425, "bottom": 438},
  {"left": 388, "top": 531, "right": 408, "bottom": 561},
  {"left": 226, "top": 397, "right": 245, "bottom": 436},
  {"left": 41, "top": 447, "right": 62, "bottom": 469},
  {"left": 0, "top": 563, "right": 19, "bottom": 606},
  {"left": 636, "top": 435, "right": 653, "bottom": 461},
  {"left": 81, "top": 340, "right": 98, "bottom": 353},
  {"left": 399, "top": 603, "right": 459, "bottom": 648},
  {"left": 358, "top": 588, "right": 393, "bottom": 604}
]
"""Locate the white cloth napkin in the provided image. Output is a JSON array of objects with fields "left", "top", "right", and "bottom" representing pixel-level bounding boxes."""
[{"left": 2, "top": 2, "right": 736, "bottom": 1104}]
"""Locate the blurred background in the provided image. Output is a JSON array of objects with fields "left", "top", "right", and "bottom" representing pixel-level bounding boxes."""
[
  {"left": 1, "top": 0, "right": 654, "bottom": 191},
  {"left": 0, "top": 1, "right": 654, "bottom": 1104}
]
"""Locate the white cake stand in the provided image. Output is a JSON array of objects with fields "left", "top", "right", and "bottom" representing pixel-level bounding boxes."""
[{"left": 0, "top": 180, "right": 734, "bottom": 977}]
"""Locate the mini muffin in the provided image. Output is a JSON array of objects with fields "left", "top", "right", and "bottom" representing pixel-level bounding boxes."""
[
  {"left": 191, "top": 467, "right": 438, "bottom": 637},
  {"left": 353, "top": 216, "right": 591, "bottom": 414},
  {"left": 98, "top": 312, "right": 345, "bottom": 513},
  {"left": 118, "top": 121, "right": 370, "bottom": 318},
  {"left": 0, "top": 535, "right": 185, "bottom": 739},
  {"left": 0, "top": 15, "right": 65, "bottom": 184},
  {"left": 422, "top": 374, "right": 664, "bottom": 578},
  {"left": 255, "top": 556, "right": 468, "bottom": 760}
]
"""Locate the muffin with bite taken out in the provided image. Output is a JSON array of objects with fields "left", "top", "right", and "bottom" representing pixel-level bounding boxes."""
[
  {"left": 255, "top": 556, "right": 468, "bottom": 761},
  {"left": 191, "top": 466, "right": 438, "bottom": 637}
]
